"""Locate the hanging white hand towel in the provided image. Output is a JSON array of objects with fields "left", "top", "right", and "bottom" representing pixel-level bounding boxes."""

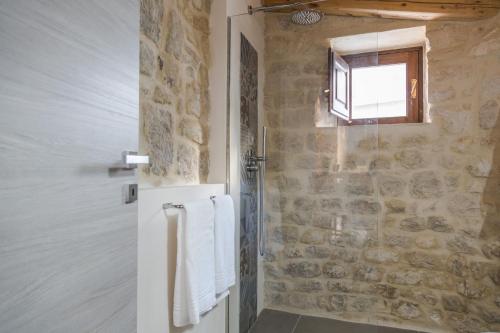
[
  {"left": 173, "top": 199, "right": 216, "bottom": 327},
  {"left": 213, "top": 195, "right": 236, "bottom": 295}
]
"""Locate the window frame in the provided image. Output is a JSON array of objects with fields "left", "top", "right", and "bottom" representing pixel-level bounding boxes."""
[
  {"left": 331, "top": 47, "right": 424, "bottom": 126},
  {"left": 328, "top": 49, "right": 350, "bottom": 121}
]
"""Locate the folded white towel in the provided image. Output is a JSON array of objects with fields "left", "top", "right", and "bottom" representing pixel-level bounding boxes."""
[
  {"left": 213, "top": 195, "right": 236, "bottom": 295},
  {"left": 173, "top": 199, "right": 216, "bottom": 327}
]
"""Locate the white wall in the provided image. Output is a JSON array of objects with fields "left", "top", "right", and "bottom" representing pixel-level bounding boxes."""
[{"left": 137, "top": 184, "right": 227, "bottom": 333}]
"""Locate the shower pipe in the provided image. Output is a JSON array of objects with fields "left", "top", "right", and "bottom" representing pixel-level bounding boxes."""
[
  {"left": 246, "top": 127, "right": 268, "bottom": 256},
  {"left": 257, "top": 127, "right": 267, "bottom": 257}
]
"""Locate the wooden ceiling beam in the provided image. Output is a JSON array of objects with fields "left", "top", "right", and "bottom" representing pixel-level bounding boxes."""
[{"left": 260, "top": 0, "right": 500, "bottom": 20}]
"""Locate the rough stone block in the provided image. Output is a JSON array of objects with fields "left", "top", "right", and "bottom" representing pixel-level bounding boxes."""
[
  {"left": 264, "top": 263, "right": 282, "bottom": 279},
  {"left": 456, "top": 279, "right": 487, "bottom": 299},
  {"left": 331, "top": 248, "right": 358, "bottom": 263},
  {"left": 269, "top": 130, "right": 304, "bottom": 153},
  {"left": 347, "top": 200, "right": 380, "bottom": 215},
  {"left": 387, "top": 270, "right": 422, "bottom": 286},
  {"left": 446, "top": 235, "right": 478, "bottom": 255},
  {"left": 482, "top": 241, "right": 500, "bottom": 259},
  {"left": 294, "top": 154, "right": 331, "bottom": 170},
  {"left": 283, "top": 212, "right": 310, "bottom": 226},
  {"left": 385, "top": 199, "right": 407, "bottom": 214},
  {"left": 427, "top": 216, "right": 453, "bottom": 232},
  {"left": 406, "top": 251, "right": 445, "bottom": 270},
  {"left": 469, "top": 261, "right": 492, "bottom": 280},
  {"left": 447, "top": 254, "right": 468, "bottom": 277},
  {"left": 369, "top": 156, "right": 391, "bottom": 170},
  {"left": 306, "top": 132, "right": 336, "bottom": 153},
  {"left": 429, "top": 86, "right": 456, "bottom": 104},
  {"left": 312, "top": 214, "right": 347, "bottom": 230},
  {"left": 479, "top": 100, "right": 499, "bottom": 129},
  {"left": 294, "top": 280, "right": 323, "bottom": 292},
  {"left": 400, "top": 216, "right": 427, "bottom": 232},
  {"left": 176, "top": 143, "right": 199, "bottom": 181},
  {"left": 329, "top": 230, "right": 367, "bottom": 248},
  {"left": 415, "top": 234, "right": 440, "bottom": 249},
  {"left": 489, "top": 266, "right": 500, "bottom": 286},
  {"left": 372, "top": 284, "right": 399, "bottom": 299},
  {"left": 180, "top": 118, "right": 204, "bottom": 144},
  {"left": 309, "top": 172, "right": 337, "bottom": 194},
  {"left": 364, "top": 249, "right": 399, "bottom": 264},
  {"left": 289, "top": 293, "right": 317, "bottom": 309},
  {"left": 300, "top": 229, "right": 325, "bottom": 245},
  {"left": 442, "top": 295, "right": 467, "bottom": 313},
  {"left": 424, "top": 272, "right": 454, "bottom": 290},
  {"left": 140, "top": 0, "right": 163, "bottom": 43},
  {"left": 345, "top": 173, "right": 374, "bottom": 196},
  {"left": 284, "top": 246, "right": 303, "bottom": 259},
  {"left": 395, "top": 150, "right": 425, "bottom": 169},
  {"left": 402, "top": 289, "right": 438, "bottom": 306},
  {"left": 391, "top": 301, "right": 422, "bottom": 320},
  {"left": 326, "top": 280, "right": 354, "bottom": 293},
  {"left": 304, "top": 245, "right": 331, "bottom": 259},
  {"left": 350, "top": 297, "right": 379, "bottom": 312},
  {"left": 284, "top": 262, "right": 321, "bottom": 278},
  {"left": 273, "top": 175, "right": 302, "bottom": 192},
  {"left": 353, "top": 264, "right": 384, "bottom": 282},
  {"left": 379, "top": 175, "right": 406, "bottom": 197},
  {"left": 265, "top": 281, "right": 287, "bottom": 292},
  {"left": 317, "top": 295, "right": 347, "bottom": 312},
  {"left": 319, "top": 198, "right": 342, "bottom": 211},
  {"left": 272, "top": 225, "right": 299, "bottom": 244},
  {"left": 447, "top": 313, "right": 488, "bottom": 333},
  {"left": 165, "top": 10, "right": 185, "bottom": 60},
  {"left": 292, "top": 197, "right": 317, "bottom": 211},
  {"left": 323, "top": 262, "right": 348, "bottom": 279},
  {"left": 142, "top": 104, "right": 174, "bottom": 177},
  {"left": 266, "top": 292, "right": 288, "bottom": 307},
  {"left": 410, "top": 171, "right": 442, "bottom": 199},
  {"left": 447, "top": 194, "right": 480, "bottom": 217},
  {"left": 385, "top": 234, "right": 413, "bottom": 248},
  {"left": 140, "top": 41, "right": 155, "bottom": 76}
]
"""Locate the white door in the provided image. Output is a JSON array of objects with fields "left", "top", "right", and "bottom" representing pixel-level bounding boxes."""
[{"left": 0, "top": 1, "right": 139, "bottom": 332}]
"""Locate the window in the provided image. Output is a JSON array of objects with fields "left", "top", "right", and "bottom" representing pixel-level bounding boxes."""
[{"left": 329, "top": 47, "right": 423, "bottom": 125}]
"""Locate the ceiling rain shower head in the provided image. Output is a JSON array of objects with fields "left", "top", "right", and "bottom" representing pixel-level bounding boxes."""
[
  {"left": 291, "top": 8, "right": 323, "bottom": 25},
  {"left": 248, "top": 0, "right": 326, "bottom": 25}
]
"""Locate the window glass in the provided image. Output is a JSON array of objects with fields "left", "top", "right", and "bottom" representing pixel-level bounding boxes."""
[
  {"left": 351, "top": 63, "right": 407, "bottom": 119},
  {"left": 336, "top": 69, "right": 347, "bottom": 104}
]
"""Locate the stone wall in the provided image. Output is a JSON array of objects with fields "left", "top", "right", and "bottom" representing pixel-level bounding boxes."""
[
  {"left": 140, "top": 0, "right": 211, "bottom": 185},
  {"left": 263, "top": 13, "right": 500, "bottom": 333}
]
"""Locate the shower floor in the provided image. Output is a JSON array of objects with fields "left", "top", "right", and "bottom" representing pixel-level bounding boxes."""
[{"left": 249, "top": 310, "right": 425, "bottom": 333}]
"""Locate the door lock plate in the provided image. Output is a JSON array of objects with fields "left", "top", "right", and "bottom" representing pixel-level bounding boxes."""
[{"left": 125, "top": 184, "right": 138, "bottom": 204}]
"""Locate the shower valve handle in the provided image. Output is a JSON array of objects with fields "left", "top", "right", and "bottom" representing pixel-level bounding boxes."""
[
  {"left": 246, "top": 164, "right": 260, "bottom": 172},
  {"left": 249, "top": 156, "right": 267, "bottom": 162}
]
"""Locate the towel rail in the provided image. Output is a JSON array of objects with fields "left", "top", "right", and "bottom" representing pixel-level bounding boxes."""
[{"left": 162, "top": 196, "right": 216, "bottom": 210}]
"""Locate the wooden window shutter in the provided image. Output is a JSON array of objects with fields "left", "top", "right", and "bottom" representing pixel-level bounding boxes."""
[{"left": 329, "top": 48, "right": 350, "bottom": 121}]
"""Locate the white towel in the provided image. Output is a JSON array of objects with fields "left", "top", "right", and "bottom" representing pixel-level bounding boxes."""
[
  {"left": 213, "top": 195, "right": 236, "bottom": 295},
  {"left": 173, "top": 199, "right": 216, "bottom": 327}
]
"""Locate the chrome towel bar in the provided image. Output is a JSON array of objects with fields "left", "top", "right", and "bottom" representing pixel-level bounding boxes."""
[{"left": 162, "top": 196, "right": 216, "bottom": 210}]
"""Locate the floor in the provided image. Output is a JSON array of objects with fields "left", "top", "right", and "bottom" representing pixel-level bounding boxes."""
[{"left": 249, "top": 310, "right": 425, "bottom": 333}]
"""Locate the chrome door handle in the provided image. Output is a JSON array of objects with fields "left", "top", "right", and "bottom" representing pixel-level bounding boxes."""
[{"left": 122, "top": 151, "right": 150, "bottom": 169}]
